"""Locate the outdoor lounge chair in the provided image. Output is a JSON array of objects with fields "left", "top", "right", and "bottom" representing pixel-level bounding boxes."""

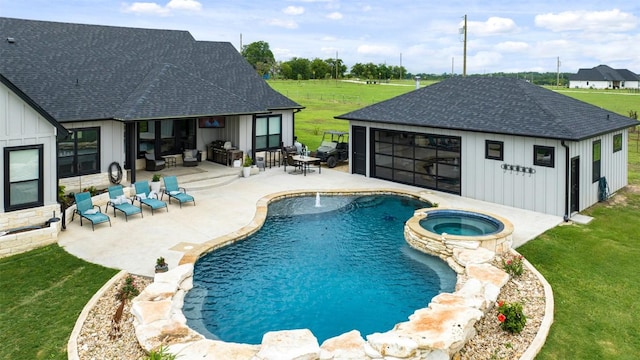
[
  {"left": 72, "top": 192, "right": 111, "bottom": 230},
  {"left": 133, "top": 181, "right": 168, "bottom": 215},
  {"left": 106, "top": 185, "right": 143, "bottom": 221},
  {"left": 161, "top": 175, "right": 195, "bottom": 208}
]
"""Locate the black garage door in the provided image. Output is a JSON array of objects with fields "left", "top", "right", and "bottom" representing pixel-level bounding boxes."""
[{"left": 372, "top": 129, "right": 461, "bottom": 195}]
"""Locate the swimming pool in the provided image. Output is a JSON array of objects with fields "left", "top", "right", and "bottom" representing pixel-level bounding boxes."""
[{"left": 182, "top": 194, "right": 457, "bottom": 344}]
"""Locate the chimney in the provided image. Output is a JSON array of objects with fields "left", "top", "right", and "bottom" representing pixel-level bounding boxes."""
[{"left": 415, "top": 76, "right": 421, "bottom": 90}]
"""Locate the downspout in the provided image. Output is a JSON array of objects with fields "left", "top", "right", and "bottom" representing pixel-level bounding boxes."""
[{"left": 561, "top": 140, "right": 570, "bottom": 222}]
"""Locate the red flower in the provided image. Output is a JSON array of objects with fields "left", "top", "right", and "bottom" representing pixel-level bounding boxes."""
[
  {"left": 498, "top": 313, "right": 506, "bottom": 323},
  {"left": 498, "top": 301, "right": 504, "bottom": 307}
]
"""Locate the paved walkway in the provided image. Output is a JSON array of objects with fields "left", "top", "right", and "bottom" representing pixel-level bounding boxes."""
[{"left": 58, "top": 162, "right": 563, "bottom": 276}]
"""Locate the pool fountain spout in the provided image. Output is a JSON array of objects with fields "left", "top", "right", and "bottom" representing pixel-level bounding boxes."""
[{"left": 315, "top": 192, "right": 321, "bottom": 207}]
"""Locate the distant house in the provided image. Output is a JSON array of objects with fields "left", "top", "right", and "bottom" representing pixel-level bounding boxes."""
[
  {"left": 336, "top": 77, "right": 637, "bottom": 218},
  {"left": 0, "top": 17, "right": 302, "bottom": 193},
  {"left": 1, "top": 73, "right": 68, "bottom": 232},
  {"left": 569, "top": 65, "right": 640, "bottom": 89}
]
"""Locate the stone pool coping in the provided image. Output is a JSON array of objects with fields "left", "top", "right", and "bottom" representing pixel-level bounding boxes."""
[{"left": 68, "top": 189, "right": 555, "bottom": 359}]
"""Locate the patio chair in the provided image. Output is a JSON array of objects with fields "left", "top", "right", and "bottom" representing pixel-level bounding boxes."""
[
  {"left": 106, "top": 185, "right": 143, "bottom": 221},
  {"left": 285, "top": 152, "right": 303, "bottom": 174},
  {"left": 72, "top": 192, "right": 111, "bottom": 230},
  {"left": 161, "top": 175, "right": 195, "bottom": 208},
  {"left": 182, "top": 149, "right": 199, "bottom": 167},
  {"left": 133, "top": 180, "right": 168, "bottom": 215},
  {"left": 145, "top": 152, "right": 165, "bottom": 171}
]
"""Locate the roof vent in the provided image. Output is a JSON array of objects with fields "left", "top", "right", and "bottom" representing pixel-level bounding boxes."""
[{"left": 7, "top": 37, "right": 15, "bottom": 44}]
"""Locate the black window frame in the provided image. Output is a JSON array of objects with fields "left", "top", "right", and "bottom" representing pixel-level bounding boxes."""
[
  {"left": 4, "top": 144, "right": 44, "bottom": 211},
  {"left": 485, "top": 140, "right": 504, "bottom": 161},
  {"left": 592, "top": 140, "right": 601, "bottom": 183},
  {"left": 58, "top": 127, "right": 101, "bottom": 178},
  {"left": 613, "top": 133, "right": 622, "bottom": 153},
  {"left": 533, "top": 145, "right": 555, "bottom": 168},
  {"left": 255, "top": 115, "right": 282, "bottom": 151}
]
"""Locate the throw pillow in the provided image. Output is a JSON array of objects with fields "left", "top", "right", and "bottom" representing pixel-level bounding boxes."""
[
  {"left": 84, "top": 209, "right": 98, "bottom": 215},
  {"left": 137, "top": 193, "right": 147, "bottom": 200},
  {"left": 170, "top": 190, "right": 180, "bottom": 195}
]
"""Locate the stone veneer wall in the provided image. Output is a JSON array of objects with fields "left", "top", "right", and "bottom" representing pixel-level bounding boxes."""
[
  {"left": 59, "top": 171, "right": 128, "bottom": 195},
  {"left": 0, "top": 204, "right": 62, "bottom": 258},
  {"left": 128, "top": 190, "right": 530, "bottom": 360}
]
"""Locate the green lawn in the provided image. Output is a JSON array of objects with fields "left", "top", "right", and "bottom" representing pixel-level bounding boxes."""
[
  {"left": 0, "top": 245, "right": 117, "bottom": 360},
  {"left": 268, "top": 79, "right": 422, "bottom": 150},
  {"left": 1, "top": 80, "right": 639, "bottom": 359}
]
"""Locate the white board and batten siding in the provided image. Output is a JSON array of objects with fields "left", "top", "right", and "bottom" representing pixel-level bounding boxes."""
[
  {"left": 0, "top": 81, "right": 60, "bottom": 210},
  {"left": 350, "top": 120, "right": 630, "bottom": 217},
  {"left": 463, "top": 133, "right": 565, "bottom": 216},
  {"left": 569, "top": 130, "right": 629, "bottom": 213}
]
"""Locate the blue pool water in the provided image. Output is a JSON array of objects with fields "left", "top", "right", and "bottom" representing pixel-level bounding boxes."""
[
  {"left": 182, "top": 194, "right": 457, "bottom": 344},
  {"left": 420, "top": 209, "right": 504, "bottom": 236}
]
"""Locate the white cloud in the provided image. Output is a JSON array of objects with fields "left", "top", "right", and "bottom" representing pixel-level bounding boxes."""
[
  {"left": 283, "top": 6, "right": 304, "bottom": 16},
  {"left": 495, "top": 41, "right": 529, "bottom": 52},
  {"left": 535, "top": 9, "right": 637, "bottom": 32},
  {"left": 122, "top": 0, "right": 202, "bottom": 15},
  {"left": 167, "top": 0, "right": 202, "bottom": 11},
  {"left": 467, "top": 17, "right": 518, "bottom": 36},
  {"left": 122, "top": 2, "right": 170, "bottom": 16},
  {"left": 266, "top": 18, "right": 299, "bottom": 29},
  {"left": 327, "top": 12, "right": 343, "bottom": 20}
]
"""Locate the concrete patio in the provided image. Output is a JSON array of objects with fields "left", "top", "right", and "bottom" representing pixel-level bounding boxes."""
[{"left": 58, "top": 160, "right": 563, "bottom": 277}]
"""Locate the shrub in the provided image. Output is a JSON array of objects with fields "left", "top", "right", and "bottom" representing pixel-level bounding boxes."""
[
  {"left": 118, "top": 275, "right": 140, "bottom": 301},
  {"left": 497, "top": 301, "right": 527, "bottom": 334},
  {"left": 501, "top": 254, "right": 524, "bottom": 277}
]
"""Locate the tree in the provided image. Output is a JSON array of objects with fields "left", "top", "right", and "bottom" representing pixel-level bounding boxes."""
[
  {"left": 281, "top": 57, "right": 311, "bottom": 80},
  {"left": 310, "top": 58, "right": 331, "bottom": 79},
  {"left": 241, "top": 41, "right": 275, "bottom": 77}
]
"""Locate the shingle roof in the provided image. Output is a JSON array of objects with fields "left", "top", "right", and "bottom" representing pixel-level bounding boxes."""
[
  {"left": 0, "top": 17, "right": 300, "bottom": 122},
  {"left": 336, "top": 77, "right": 637, "bottom": 141},
  {"left": 569, "top": 64, "right": 640, "bottom": 82}
]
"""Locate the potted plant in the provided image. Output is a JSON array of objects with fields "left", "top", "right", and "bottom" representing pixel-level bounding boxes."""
[
  {"left": 242, "top": 154, "right": 252, "bottom": 178},
  {"left": 155, "top": 257, "right": 168, "bottom": 273},
  {"left": 150, "top": 174, "right": 162, "bottom": 193}
]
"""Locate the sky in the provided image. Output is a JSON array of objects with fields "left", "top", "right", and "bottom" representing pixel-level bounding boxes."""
[{"left": 1, "top": 0, "right": 639, "bottom": 75}]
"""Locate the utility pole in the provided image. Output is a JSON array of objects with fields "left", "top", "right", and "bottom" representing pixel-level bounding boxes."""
[
  {"left": 556, "top": 57, "right": 561, "bottom": 87},
  {"left": 462, "top": 15, "right": 467, "bottom": 77},
  {"left": 451, "top": 57, "right": 454, "bottom": 77},
  {"left": 400, "top": 53, "right": 403, "bottom": 80}
]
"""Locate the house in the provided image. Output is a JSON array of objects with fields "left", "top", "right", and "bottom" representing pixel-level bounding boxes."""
[
  {"left": 1, "top": 72, "right": 69, "bottom": 255},
  {"left": 335, "top": 77, "right": 638, "bottom": 218},
  {"left": 0, "top": 17, "right": 302, "bottom": 194},
  {"left": 569, "top": 65, "right": 640, "bottom": 89}
]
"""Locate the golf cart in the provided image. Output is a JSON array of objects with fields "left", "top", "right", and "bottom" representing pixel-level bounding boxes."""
[{"left": 315, "top": 131, "right": 349, "bottom": 168}]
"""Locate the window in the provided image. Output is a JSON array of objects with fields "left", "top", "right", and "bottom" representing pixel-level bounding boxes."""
[
  {"left": 613, "top": 134, "right": 622, "bottom": 153},
  {"left": 533, "top": 146, "right": 554, "bottom": 167},
  {"left": 4, "top": 145, "right": 44, "bottom": 211},
  {"left": 485, "top": 140, "right": 504, "bottom": 160},
  {"left": 255, "top": 115, "right": 282, "bottom": 150},
  {"left": 592, "top": 140, "right": 601, "bottom": 182},
  {"left": 137, "top": 119, "right": 196, "bottom": 157},
  {"left": 58, "top": 128, "right": 100, "bottom": 178}
]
